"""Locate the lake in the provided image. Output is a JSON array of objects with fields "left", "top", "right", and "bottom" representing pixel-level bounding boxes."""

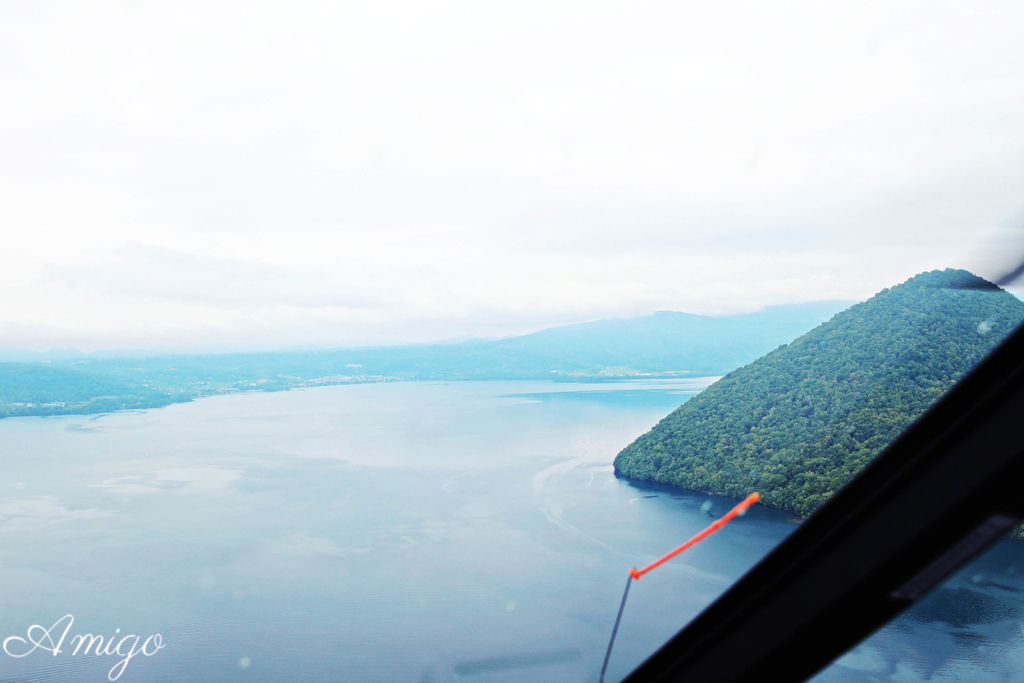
[{"left": 0, "top": 379, "right": 1020, "bottom": 681}]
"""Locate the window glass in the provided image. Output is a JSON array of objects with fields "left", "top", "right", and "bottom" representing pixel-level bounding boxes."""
[{"left": 813, "top": 538, "right": 1024, "bottom": 682}]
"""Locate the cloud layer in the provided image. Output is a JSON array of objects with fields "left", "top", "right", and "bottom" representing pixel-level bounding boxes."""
[{"left": 2, "top": 1, "right": 1023, "bottom": 350}]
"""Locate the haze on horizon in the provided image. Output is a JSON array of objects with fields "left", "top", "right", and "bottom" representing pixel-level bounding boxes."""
[{"left": 3, "top": 1, "right": 1023, "bottom": 353}]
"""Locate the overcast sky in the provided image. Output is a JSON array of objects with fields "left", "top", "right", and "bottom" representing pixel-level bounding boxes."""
[{"left": 2, "top": 1, "right": 1023, "bottom": 351}]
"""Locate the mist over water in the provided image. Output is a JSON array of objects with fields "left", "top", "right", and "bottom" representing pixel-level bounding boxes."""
[{"left": 0, "top": 380, "right": 1019, "bottom": 681}]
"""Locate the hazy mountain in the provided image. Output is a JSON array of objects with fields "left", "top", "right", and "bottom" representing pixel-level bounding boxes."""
[{"left": 0, "top": 300, "right": 851, "bottom": 417}]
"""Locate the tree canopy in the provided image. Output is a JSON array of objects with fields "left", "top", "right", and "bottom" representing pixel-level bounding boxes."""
[{"left": 614, "top": 269, "right": 1024, "bottom": 517}]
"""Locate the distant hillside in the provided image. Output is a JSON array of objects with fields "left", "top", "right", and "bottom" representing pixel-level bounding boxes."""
[
  {"left": 478, "top": 301, "right": 853, "bottom": 377},
  {"left": 0, "top": 301, "right": 850, "bottom": 417},
  {"left": 0, "top": 364, "right": 183, "bottom": 417},
  {"left": 614, "top": 269, "right": 1024, "bottom": 517}
]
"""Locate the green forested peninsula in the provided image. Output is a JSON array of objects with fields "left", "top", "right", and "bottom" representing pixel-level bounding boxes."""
[{"left": 613, "top": 269, "right": 1024, "bottom": 517}]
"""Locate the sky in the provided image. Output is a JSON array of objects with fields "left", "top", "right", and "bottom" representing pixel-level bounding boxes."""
[{"left": 2, "top": 0, "right": 1023, "bottom": 351}]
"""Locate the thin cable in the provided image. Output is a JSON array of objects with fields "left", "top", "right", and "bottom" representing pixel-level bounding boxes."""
[
  {"left": 600, "top": 492, "right": 760, "bottom": 680},
  {"left": 630, "top": 492, "right": 760, "bottom": 580},
  {"left": 599, "top": 572, "right": 633, "bottom": 683}
]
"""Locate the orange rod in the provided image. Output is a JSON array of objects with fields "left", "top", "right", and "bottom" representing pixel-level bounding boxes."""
[{"left": 629, "top": 492, "right": 760, "bottom": 580}]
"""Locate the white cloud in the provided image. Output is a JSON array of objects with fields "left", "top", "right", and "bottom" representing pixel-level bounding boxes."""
[
  {"left": 0, "top": 496, "right": 111, "bottom": 530},
  {"left": 2, "top": 0, "right": 1023, "bottom": 350}
]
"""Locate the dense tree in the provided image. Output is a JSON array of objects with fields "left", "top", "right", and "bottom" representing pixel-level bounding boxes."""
[{"left": 614, "top": 269, "right": 1024, "bottom": 518}]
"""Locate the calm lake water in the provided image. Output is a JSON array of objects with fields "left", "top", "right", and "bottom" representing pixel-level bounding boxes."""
[{"left": 0, "top": 380, "right": 1021, "bottom": 682}]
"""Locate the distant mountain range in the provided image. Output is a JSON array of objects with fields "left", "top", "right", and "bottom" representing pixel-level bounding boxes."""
[
  {"left": 614, "top": 269, "right": 1024, "bottom": 518},
  {"left": 0, "top": 301, "right": 851, "bottom": 417}
]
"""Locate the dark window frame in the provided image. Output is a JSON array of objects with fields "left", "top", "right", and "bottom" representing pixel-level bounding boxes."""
[{"left": 626, "top": 323, "right": 1024, "bottom": 682}]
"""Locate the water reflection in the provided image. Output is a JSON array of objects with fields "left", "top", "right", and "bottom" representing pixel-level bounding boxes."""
[
  {"left": 907, "top": 586, "right": 1015, "bottom": 629},
  {"left": 816, "top": 540, "right": 1024, "bottom": 681},
  {"left": 451, "top": 647, "right": 582, "bottom": 676},
  {"left": 0, "top": 381, "right": 1021, "bottom": 681}
]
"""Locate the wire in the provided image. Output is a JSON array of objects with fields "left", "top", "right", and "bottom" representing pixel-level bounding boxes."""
[
  {"left": 599, "top": 492, "right": 760, "bottom": 681},
  {"left": 631, "top": 492, "right": 760, "bottom": 580},
  {"left": 599, "top": 573, "right": 633, "bottom": 683}
]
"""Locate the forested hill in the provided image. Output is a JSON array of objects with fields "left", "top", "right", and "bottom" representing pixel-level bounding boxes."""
[{"left": 613, "top": 269, "right": 1024, "bottom": 517}]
